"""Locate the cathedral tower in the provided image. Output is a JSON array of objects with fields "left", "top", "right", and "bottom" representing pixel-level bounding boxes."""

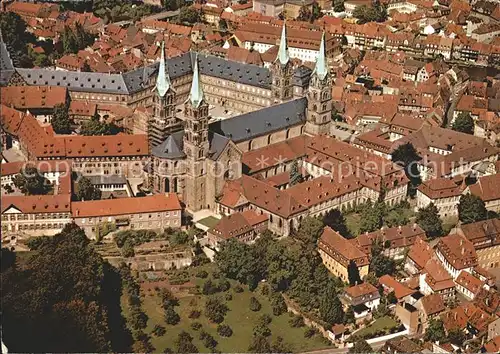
[
  {"left": 270, "top": 24, "right": 293, "bottom": 103},
  {"left": 149, "top": 42, "right": 180, "bottom": 149},
  {"left": 183, "top": 55, "right": 210, "bottom": 211},
  {"left": 305, "top": 32, "right": 332, "bottom": 136}
]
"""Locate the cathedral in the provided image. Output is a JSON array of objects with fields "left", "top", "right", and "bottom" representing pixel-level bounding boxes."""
[{"left": 148, "top": 24, "right": 332, "bottom": 212}]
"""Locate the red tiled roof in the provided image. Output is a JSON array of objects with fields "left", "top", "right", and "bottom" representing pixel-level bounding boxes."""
[
  {"left": 345, "top": 282, "right": 378, "bottom": 299},
  {"left": 423, "top": 259, "right": 455, "bottom": 292},
  {"left": 417, "top": 177, "right": 466, "bottom": 199},
  {"left": 319, "top": 226, "right": 369, "bottom": 267},
  {"left": 0, "top": 86, "right": 67, "bottom": 110},
  {"left": 209, "top": 210, "right": 268, "bottom": 240},
  {"left": 379, "top": 274, "right": 415, "bottom": 299},
  {"left": 1, "top": 194, "right": 71, "bottom": 214},
  {"left": 484, "top": 336, "right": 500, "bottom": 353},
  {"left": 352, "top": 224, "right": 425, "bottom": 255},
  {"left": 455, "top": 271, "right": 484, "bottom": 296},
  {"left": 420, "top": 293, "right": 445, "bottom": 316},
  {"left": 468, "top": 173, "right": 500, "bottom": 202},
  {"left": 436, "top": 234, "right": 478, "bottom": 271},
  {"left": 71, "top": 194, "right": 181, "bottom": 218}
]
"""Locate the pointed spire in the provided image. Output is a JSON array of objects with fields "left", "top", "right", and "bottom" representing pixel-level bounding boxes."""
[
  {"left": 313, "top": 32, "right": 328, "bottom": 81},
  {"left": 188, "top": 54, "right": 204, "bottom": 109},
  {"left": 155, "top": 41, "right": 171, "bottom": 97},
  {"left": 276, "top": 22, "right": 290, "bottom": 66}
]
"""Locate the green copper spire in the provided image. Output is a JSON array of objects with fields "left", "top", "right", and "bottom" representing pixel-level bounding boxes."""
[
  {"left": 313, "top": 32, "right": 328, "bottom": 81},
  {"left": 276, "top": 23, "right": 290, "bottom": 66},
  {"left": 155, "top": 41, "right": 171, "bottom": 97},
  {"left": 188, "top": 54, "right": 204, "bottom": 109}
]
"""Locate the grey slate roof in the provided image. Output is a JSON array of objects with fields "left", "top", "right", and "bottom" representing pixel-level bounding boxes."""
[
  {"left": 293, "top": 65, "right": 312, "bottom": 87},
  {"left": 0, "top": 42, "right": 15, "bottom": 86},
  {"left": 152, "top": 129, "right": 231, "bottom": 161},
  {"left": 194, "top": 52, "right": 271, "bottom": 89},
  {"left": 85, "top": 174, "right": 128, "bottom": 185},
  {"left": 152, "top": 130, "right": 185, "bottom": 159},
  {"left": 16, "top": 68, "right": 130, "bottom": 94},
  {"left": 209, "top": 98, "right": 307, "bottom": 143}
]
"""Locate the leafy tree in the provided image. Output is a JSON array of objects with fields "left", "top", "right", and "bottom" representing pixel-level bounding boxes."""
[
  {"left": 344, "top": 306, "right": 355, "bottom": 324},
  {"left": 349, "top": 339, "right": 373, "bottom": 353},
  {"left": 271, "top": 336, "right": 292, "bottom": 353},
  {"left": 130, "top": 307, "right": 148, "bottom": 329},
  {"left": 1, "top": 223, "right": 132, "bottom": 352},
  {"left": 249, "top": 296, "right": 262, "bottom": 312},
  {"left": 347, "top": 260, "right": 361, "bottom": 286},
  {"left": 179, "top": 7, "right": 201, "bottom": 24},
  {"left": 202, "top": 279, "right": 219, "bottom": 295},
  {"left": 458, "top": 194, "right": 488, "bottom": 224},
  {"left": 370, "top": 253, "right": 396, "bottom": 277},
  {"left": 448, "top": 328, "right": 465, "bottom": 346},
  {"left": 392, "top": 142, "right": 421, "bottom": 193},
  {"left": 352, "top": 4, "right": 387, "bottom": 24},
  {"left": 202, "top": 332, "right": 217, "bottom": 350},
  {"left": 75, "top": 176, "right": 101, "bottom": 201},
  {"left": 297, "top": 5, "right": 312, "bottom": 21},
  {"left": 387, "top": 291, "right": 397, "bottom": 304},
  {"left": 333, "top": 0, "right": 345, "bottom": 12},
  {"left": 219, "top": 18, "right": 228, "bottom": 31},
  {"left": 204, "top": 296, "right": 228, "bottom": 324},
  {"left": 270, "top": 292, "right": 287, "bottom": 316},
  {"left": 164, "top": 305, "right": 180, "bottom": 325},
  {"left": 80, "top": 115, "right": 122, "bottom": 136},
  {"left": 289, "top": 315, "right": 305, "bottom": 328},
  {"left": 323, "top": 209, "right": 351, "bottom": 238},
  {"left": 0, "top": 12, "right": 35, "bottom": 65},
  {"left": 289, "top": 159, "right": 303, "bottom": 186},
  {"left": 373, "top": 299, "right": 390, "bottom": 319},
  {"left": 416, "top": 203, "right": 443, "bottom": 238},
  {"left": 253, "top": 322, "right": 271, "bottom": 337},
  {"left": 424, "top": 318, "right": 446, "bottom": 342},
  {"left": 248, "top": 335, "right": 271, "bottom": 353},
  {"left": 217, "top": 324, "right": 233, "bottom": 337},
  {"left": 294, "top": 216, "right": 324, "bottom": 246},
  {"left": 174, "top": 331, "right": 198, "bottom": 353},
  {"left": 190, "top": 321, "right": 202, "bottom": 330},
  {"left": 452, "top": 112, "right": 474, "bottom": 134},
  {"left": 359, "top": 201, "right": 384, "bottom": 233},
  {"left": 304, "top": 327, "right": 318, "bottom": 338},
  {"left": 52, "top": 103, "right": 71, "bottom": 134},
  {"left": 152, "top": 324, "right": 166, "bottom": 337},
  {"left": 319, "top": 283, "right": 344, "bottom": 325},
  {"left": 12, "top": 166, "right": 51, "bottom": 195}
]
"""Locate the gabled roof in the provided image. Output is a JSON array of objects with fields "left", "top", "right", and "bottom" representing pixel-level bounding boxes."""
[
  {"left": 210, "top": 98, "right": 307, "bottom": 143},
  {"left": 152, "top": 131, "right": 185, "bottom": 159}
]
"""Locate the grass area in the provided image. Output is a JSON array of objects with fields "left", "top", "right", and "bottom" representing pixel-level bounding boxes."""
[
  {"left": 354, "top": 316, "right": 398, "bottom": 338},
  {"left": 123, "top": 271, "right": 329, "bottom": 353},
  {"left": 346, "top": 213, "right": 361, "bottom": 236},
  {"left": 196, "top": 216, "right": 220, "bottom": 229}
]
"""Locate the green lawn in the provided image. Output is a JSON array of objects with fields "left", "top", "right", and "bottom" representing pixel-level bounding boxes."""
[
  {"left": 354, "top": 316, "right": 398, "bottom": 338},
  {"left": 129, "top": 281, "right": 329, "bottom": 353},
  {"left": 197, "top": 216, "right": 220, "bottom": 229}
]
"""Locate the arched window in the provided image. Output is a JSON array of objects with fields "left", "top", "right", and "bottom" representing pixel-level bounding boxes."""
[
  {"left": 267, "top": 135, "right": 272, "bottom": 145},
  {"left": 248, "top": 140, "right": 253, "bottom": 151},
  {"left": 285, "top": 129, "right": 290, "bottom": 139}
]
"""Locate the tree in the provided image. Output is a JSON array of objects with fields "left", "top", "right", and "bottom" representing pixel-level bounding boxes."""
[
  {"left": 458, "top": 194, "right": 487, "bottom": 224},
  {"left": 319, "top": 283, "right": 344, "bottom": 325},
  {"left": 323, "top": 209, "right": 351, "bottom": 238},
  {"left": 416, "top": 203, "right": 443, "bottom": 238},
  {"left": 219, "top": 18, "right": 228, "bottom": 31},
  {"left": 204, "top": 296, "right": 228, "bottom": 324},
  {"left": 347, "top": 260, "right": 361, "bottom": 286},
  {"left": 344, "top": 306, "right": 355, "bottom": 324},
  {"left": 202, "top": 332, "right": 218, "bottom": 351},
  {"left": 152, "top": 324, "right": 166, "bottom": 337},
  {"left": 387, "top": 291, "right": 397, "bottom": 304},
  {"left": 164, "top": 305, "right": 180, "bottom": 325},
  {"left": 359, "top": 201, "right": 384, "bottom": 233},
  {"left": 179, "top": 7, "right": 200, "bottom": 24},
  {"left": 271, "top": 336, "right": 292, "bottom": 353},
  {"left": 352, "top": 4, "right": 387, "bottom": 24},
  {"left": 270, "top": 292, "right": 287, "bottom": 316},
  {"left": 349, "top": 339, "right": 373, "bottom": 353},
  {"left": 452, "top": 112, "right": 474, "bottom": 135},
  {"left": 1, "top": 223, "right": 132, "bottom": 352},
  {"left": 80, "top": 115, "right": 122, "bottom": 136},
  {"left": 424, "top": 318, "right": 446, "bottom": 342},
  {"left": 333, "top": 0, "right": 345, "bottom": 12},
  {"left": 52, "top": 103, "right": 71, "bottom": 134},
  {"left": 75, "top": 176, "right": 101, "bottom": 201},
  {"left": 370, "top": 253, "right": 396, "bottom": 277},
  {"left": 249, "top": 296, "right": 262, "bottom": 312},
  {"left": 168, "top": 230, "right": 189, "bottom": 246},
  {"left": 217, "top": 324, "right": 233, "bottom": 337},
  {"left": 174, "top": 331, "right": 198, "bottom": 353},
  {"left": 12, "top": 166, "right": 51, "bottom": 195},
  {"left": 294, "top": 216, "right": 324, "bottom": 246},
  {"left": 392, "top": 142, "right": 422, "bottom": 193},
  {"left": 289, "top": 159, "right": 303, "bottom": 186},
  {"left": 448, "top": 328, "right": 465, "bottom": 346},
  {"left": 0, "top": 12, "right": 34, "bottom": 64},
  {"left": 297, "top": 5, "right": 312, "bottom": 21},
  {"left": 248, "top": 335, "right": 271, "bottom": 353}
]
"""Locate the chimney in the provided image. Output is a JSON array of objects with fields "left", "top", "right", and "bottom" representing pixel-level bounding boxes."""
[{"left": 413, "top": 222, "right": 417, "bottom": 231}]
